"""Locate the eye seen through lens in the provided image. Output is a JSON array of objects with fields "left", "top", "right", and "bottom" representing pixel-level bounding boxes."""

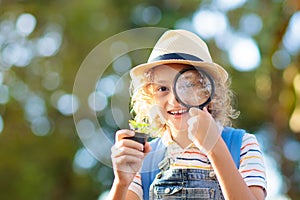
[{"left": 174, "top": 67, "right": 214, "bottom": 109}]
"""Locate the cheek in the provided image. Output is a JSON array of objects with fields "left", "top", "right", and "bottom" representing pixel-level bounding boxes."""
[{"left": 153, "top": 95, "right": 167, "bottom": 105}]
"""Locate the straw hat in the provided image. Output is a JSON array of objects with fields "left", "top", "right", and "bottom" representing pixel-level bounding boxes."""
[{"left": 130, "top": 29, "right": 228, "bottom": 86}]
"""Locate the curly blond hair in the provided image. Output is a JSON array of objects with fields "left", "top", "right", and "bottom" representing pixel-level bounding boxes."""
[{"left": 129, "top": 65, "right": 239, "bottom": 133}]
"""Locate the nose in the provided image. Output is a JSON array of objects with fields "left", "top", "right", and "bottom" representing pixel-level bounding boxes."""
[{"left": 168, "top": 90, "right": 181, "bottom": 106}]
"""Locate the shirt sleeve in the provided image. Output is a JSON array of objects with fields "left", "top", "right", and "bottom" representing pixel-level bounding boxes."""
[
  {"left": 239, "top": 133, "right": 267, "bottom": 191},
  {"left": 128, "top": 172, "right": 143, "bottom": 200}
]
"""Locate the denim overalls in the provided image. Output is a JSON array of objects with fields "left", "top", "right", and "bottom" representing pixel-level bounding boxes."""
[
  {"left": 142, "top": 127, "right": 245, "bottom": 199},
  {"left": 149, "top": 156, "right": 225, "bottom": 200}
]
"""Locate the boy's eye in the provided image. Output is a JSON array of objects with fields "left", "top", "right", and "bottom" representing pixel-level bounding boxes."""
[{"left": 158, "top": 86, "right": 168, "bottom": 92}]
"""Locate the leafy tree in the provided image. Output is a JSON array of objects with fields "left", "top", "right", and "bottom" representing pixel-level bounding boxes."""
[{"left": 0, "top": 0, "right": 299, "bottom": 199}]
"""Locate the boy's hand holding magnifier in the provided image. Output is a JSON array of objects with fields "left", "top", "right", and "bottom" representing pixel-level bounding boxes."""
[{"left": 173, "top": 66, "right": 221, "bottom": 154}]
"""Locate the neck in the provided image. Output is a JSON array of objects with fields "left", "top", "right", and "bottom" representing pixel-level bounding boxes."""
[{"left": 169, "top": 127, "right": 192, "bottom": 149}]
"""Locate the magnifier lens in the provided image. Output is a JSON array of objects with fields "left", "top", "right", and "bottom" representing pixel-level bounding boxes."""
[{"left": 174, "top": 68, "right": 214, "bottom": 109}]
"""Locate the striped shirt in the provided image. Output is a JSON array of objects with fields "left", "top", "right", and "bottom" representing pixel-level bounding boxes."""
[{"left": 128, "top": 131, "right": 267, "bottom": 199}]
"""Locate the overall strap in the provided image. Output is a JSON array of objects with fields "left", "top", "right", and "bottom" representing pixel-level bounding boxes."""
[{"left": 141, "top": 127, "right": 245, "bottom": 199}]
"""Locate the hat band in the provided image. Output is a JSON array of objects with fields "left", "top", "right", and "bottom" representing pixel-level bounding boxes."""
[{"left": 150, "top": 53, "right": 203, "bottom": 62}]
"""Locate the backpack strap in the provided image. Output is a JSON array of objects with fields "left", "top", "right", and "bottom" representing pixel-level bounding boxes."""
[
  {"left": 141, "top": 138, "right": 166, "bottom": 200},
  {"left": 141, "top": 127, "right": 245, "bottom": 200},
  {"left": 221, "top": 127, "right": 245, "bottom": 169}
]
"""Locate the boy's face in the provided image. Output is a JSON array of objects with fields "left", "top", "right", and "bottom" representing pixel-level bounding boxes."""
[{"left": 150, "top": 63, "right": 190, "bottom": 132}]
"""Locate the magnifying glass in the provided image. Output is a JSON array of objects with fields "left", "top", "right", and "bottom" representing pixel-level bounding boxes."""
[{"left": 173, "top": 66, "right": 215, "bottom": 110}]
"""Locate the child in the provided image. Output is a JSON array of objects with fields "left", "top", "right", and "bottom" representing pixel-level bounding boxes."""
[{"left": 108, "top": 29, "right": 267, "bottom": 200}]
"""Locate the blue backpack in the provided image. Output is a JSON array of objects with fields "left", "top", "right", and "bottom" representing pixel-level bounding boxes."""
[{"left": 140, "top": 127, "right": 245, "bottom": 200}]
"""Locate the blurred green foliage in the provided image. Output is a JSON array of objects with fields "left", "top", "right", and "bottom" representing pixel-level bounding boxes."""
[{"left": 0, "top": 0, "right": 299, "bottom": 199}]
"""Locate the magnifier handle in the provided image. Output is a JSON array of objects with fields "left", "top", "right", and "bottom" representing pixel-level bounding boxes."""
[
  {"left": 198, "top": 105, "right": 204, "bottom": 110},
  {"left": 186, "top": 105, "right": 204, "bottom": 110}
]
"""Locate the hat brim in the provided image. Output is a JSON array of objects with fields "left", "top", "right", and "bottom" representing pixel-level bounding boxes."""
[{"left": 130, "top": 59, "right": 228, "bottom": 84}]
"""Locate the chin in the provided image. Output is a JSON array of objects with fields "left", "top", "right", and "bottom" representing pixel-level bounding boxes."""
[{"left": 167, "top": 120, "right": 188, "bottom": 132}]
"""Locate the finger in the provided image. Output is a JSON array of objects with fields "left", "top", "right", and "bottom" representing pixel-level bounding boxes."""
[
  {"left": 114, "top": 155, "right": 142, "bottom": 165},
  {"left": 187, "top": 116, "right": 200, "bottom": 136},
  {"left": 113, "top": 155, "right": 143, "bottom": 172},
  {"left": 111, "top": 145, "right": 144, "bottom": 159},
  {"left": 189, "top": 107, "right": 202, "bottom": 117},
  {"left": 203, "top": 107, "right": 212, "bottom": 116},
  {"left": 112, "top": 155, "right": 142, "bottom": 174},
  {"left": 203, "top": 107, "right": 208, "bottom": 112},
  {"left": 143, "top": 142, "right": 152, "bottom": 154},
  {"left": 187, "top": 114, "right": 197, "bottom": 126},
  {"left": 115, "top": 138, "right": 145, "bottom": 152},
  {"left": 115, "top": 129, "right": 135, "bottom": 142},
  {"left": 187, "top": 128, "right": 195, "bottom": 141}
]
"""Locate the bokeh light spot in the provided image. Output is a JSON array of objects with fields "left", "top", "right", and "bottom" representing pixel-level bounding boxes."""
[
  {"left": 255, "top": 74, "right": 272, "bottom": 100},
  {"left": 0, "top": 115, "right": 3, "bottom": 134},
  {"left": 2, "top": 43, "right": 33, "bottom": 67},
  {"left": 96, "top": 167, "right": 113, "bottom": 186},
  {"left": 96, "top": 75, "right": 120, "bottom": 97},
  {"left": 175, "top": 18, "right": 193, "bottom": 31},
  {"left": 76, "top": 119, "right": 95, "bottom": 139},
  {"left": 57, "top": 94, "right": 79, "bottom": 116},
  {"left": 213, "top": 0, "right": 247, "bottom": 11},
  {"left": 37, "top": 32, "right": 62, "bottom": 57},
  {"left": 294, "top": 74, "right": 300, "bottom": 94},
  {"left": 263, "top": 154, "right": 286, "bottom": 199},
  {"left": 283, "top": 140, "right": 300, "bottom": 161},
  {"left": 283, "top": 65, "right": 298, "bottom": 85},
  {"left": 131, "top": 5, "right": 161, "bottom": 25},
  {"left": 10, "top": 80, "right": 29, "bottom": 102},
  {"left": 31, "top": 116, "right": 52, "bottom": 136},
  {"left": 272, "top": 50, "right": 291, "bottom": 70},
  {"left": 16, "top": 13, "right": 37, "bottom": 36},
  {"left": 88, "top": 91, "right": 107, "bottom": 112},
  {"left": 0, "top": 84, "right": 9, "bottom": 104},
  {"left": 142, "top": 6, "right": 161, "bottom": 25},
  {"left": 73, "top": 148, "right": 97, "bottom": 174},
  {"left": 239, "top": 13, "right": 263, "bottom": 35},
  {"left": 289, "top": 107, "right": 300, "bottom": 133},
  {"left": 193, "top": 10, "right": 227, "bottom": 40},
  {"left": 112, "top": 55, "right": 132, "bottom": 75},
  {"left": 289, "top": 74, "right": 300, "bottom": 133},
  {"left": 283, "top": 11, "right": 300, "bottom": 55},
  {"left": 25, "top": 95, "right": 46, "bottom": 120},
  {"left": 228, "top": 36, "right": 261, "bottom": 71},
  {"left": 42, "top": 71, "right": 61, "bottom": 90}
]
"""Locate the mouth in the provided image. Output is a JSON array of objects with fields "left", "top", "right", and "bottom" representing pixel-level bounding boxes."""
[{"left": 167, "top": 109, "right": 188, "bottom": 116}]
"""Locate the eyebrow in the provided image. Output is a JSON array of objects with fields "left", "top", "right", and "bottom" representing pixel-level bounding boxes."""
[{"left": 152, "top": 80, "right": 171, "bottom": 85}]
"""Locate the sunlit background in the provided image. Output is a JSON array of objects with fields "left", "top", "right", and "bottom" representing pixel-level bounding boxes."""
[{"left": 0, "top": 0, "right": 300, "bottom": 199}]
